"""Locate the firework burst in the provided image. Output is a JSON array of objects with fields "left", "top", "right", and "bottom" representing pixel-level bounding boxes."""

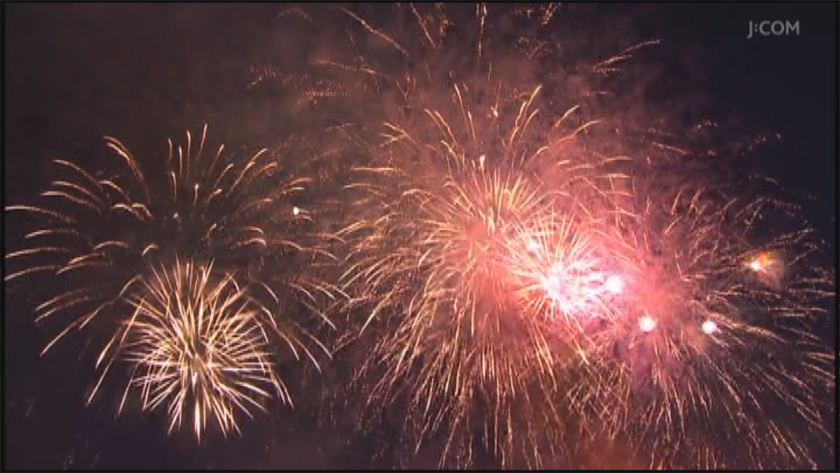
[
  {"left": 6, "top": 125, "right": 338, "bottom": 438},
  {"left": 504, "top": 210, "right": 631, "bottom": 357},
  {"left": 252, "top": 3, "right": 831, "bottom": 469},
  {"left": 119, "top": 258, "right": 285, "bottom": 441},
  {"left": 275, "top": 4, "right": 654, "bottom": 467},
  {"left": 560, "top": 183, "right": 834, "bottom": 469},
  {"left": 339, "top": 166, "right": 566, "bottom": 468}
]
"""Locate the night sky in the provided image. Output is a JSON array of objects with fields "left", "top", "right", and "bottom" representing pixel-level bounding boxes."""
[{"left": 3, "top": 3, "right": 837, "bottom": 470}]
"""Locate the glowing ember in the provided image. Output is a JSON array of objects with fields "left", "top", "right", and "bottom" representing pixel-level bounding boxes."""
[
  {"left": 638, "top": 315, "right": 657, "bottom": 333},
  {"left": 605, "top": 275, "right": 625, "bottom": 294},
  {"left": 747, "top": 251, "right": 775, "bottom": 273},
  {"left": 701, "top": 320, "right": 718, "bottom": 335}
]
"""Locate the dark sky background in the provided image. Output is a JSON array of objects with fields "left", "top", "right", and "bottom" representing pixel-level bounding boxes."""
[{"left": 3, "top": 3, "right": 837, "bottom": 470}]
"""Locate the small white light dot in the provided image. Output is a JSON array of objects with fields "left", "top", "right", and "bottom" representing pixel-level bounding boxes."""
[
  {"left": 701, "top": 320, "right": 718, "bottom": 335},
  {"left": 605, "top": 275, "right": 624, "bottom": 294},
  {"left": 526, "top": 238, "right": 539, "bottom": 252},
  {"left": 638, "top": 316, "right": 656, "bottom": 333},
  {"left": 292, "top": 206, "right": 300, "bottom": 216},
  {"left": 749, "top": 260, "right": 762, "bottom": 272}
]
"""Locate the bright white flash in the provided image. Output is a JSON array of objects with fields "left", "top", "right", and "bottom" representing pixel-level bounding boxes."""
[
  {"left": 638, "top": 315, "right": 656, "bottom": 333},
  {"left": 701, "top": 320, "right": 718, "bottom": 335},
  {"left": 605, "top": 275, "right": 624, "bottom": 294}
]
